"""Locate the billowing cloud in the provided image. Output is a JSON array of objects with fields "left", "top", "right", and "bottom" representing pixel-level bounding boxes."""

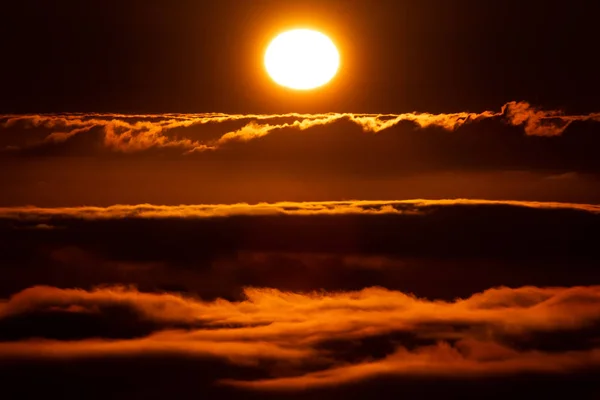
[
  {"left": 0, "top": 202, "right": 599, "bottom": 393},
  {"left": 2, "top": 101, "right": 599, "bottom": 153},
  {"left": 1, "top": 284, "right": 600, "bottom": 390}
]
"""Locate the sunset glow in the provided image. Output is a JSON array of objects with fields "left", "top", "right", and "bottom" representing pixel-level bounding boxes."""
[{"left": 2, "top": 1, "right": 600, "bottom": 398}]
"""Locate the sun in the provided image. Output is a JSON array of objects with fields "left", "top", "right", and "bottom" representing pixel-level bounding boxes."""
[{"left": 265, "top": 29, "right": 340, "bottom": 90}]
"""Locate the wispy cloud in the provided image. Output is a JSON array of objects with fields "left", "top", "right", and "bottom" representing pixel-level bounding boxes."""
[
  {"left": 228, "top": 341, "right": 600, "bottom": 390},
  {"left": 502, "top": 101, "right": 600, "bottom": 136},
  {"left": 1, "top": 284, "right": 600, "bottom": 389}
]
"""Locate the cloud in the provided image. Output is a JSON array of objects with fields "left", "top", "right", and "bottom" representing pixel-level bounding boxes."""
[
  {"left": 2, "top": 102, "right": 599, "bottom": 153},
  {"left": 0, "top": 200, "right": 599, "bottom": 392},
  {"left": 1, "top": 198, "right": 599, "bottom": 302},
  {"left": 5, "top": 284, "right": 600, "bottom": 336},
  {"left": 227, "top": 341, "right": 600, "bottom": 390},
  {"left": 502, "top": 101, "right": 600, "bottom": 136},
  {"left": 0, "top": 198, "right": 598, "bottom": 221},
  {"left": 1, "top": 284, "right": 600, "bottom": 390}
]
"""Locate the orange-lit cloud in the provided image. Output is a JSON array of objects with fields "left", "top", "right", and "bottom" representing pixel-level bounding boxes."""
[
  {"left": 0, "top": 198, "right": 599, "bottom": 222},
  {"left": 3, "top": 198, "right": 597, "bottom": 306},
  {"left": 227, "top": 341, "right": 600, "bottom": 390},
  {"left": 502, "top": 101, "right": 600, "bottom": 136},
  {"left": 4, "top": 284, "right": 600, "bottom": 335},
  {"left": 0, "top": 334, "right": 310, "bottom": 365},
  {"left": 2, "top": 102, "right": 599, "bottom": 153},
  {"left": 1, "top": 284, "right": 600, "bottom": 390}
]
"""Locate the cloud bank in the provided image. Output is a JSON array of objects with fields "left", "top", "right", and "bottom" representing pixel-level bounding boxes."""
[
  {"left": 2, "top": 101, "right": 599, "bottom": 153},
  {"left": 1, "top": 198, "right": 599, "bottom": 221},
  {"left": 1, "top": 284, "right": 600, "bottom": 391},
  {"left": 1, "top": 199, "right": 599, "bottom": 303},
  {"left": 1, "top": 199, "right": 599, "bottom": 396}
]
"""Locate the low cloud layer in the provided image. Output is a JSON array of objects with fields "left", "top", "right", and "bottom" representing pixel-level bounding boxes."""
[
  {"left": 2, "top": 101, "right": 599, "bottom": 153},
  {"left": 1, "top": 284, "right": 600, "bottom": 391},
  {"left": 1, "top": 200, "right": 599, "bottom": 396},
  {"left": 1, "top": 199, "right": 599, "bottom": 305}
]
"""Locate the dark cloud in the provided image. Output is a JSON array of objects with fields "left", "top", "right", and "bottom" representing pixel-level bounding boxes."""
[
  {"left": 0, "top": 199, "right": 599, "bottom": 300},
  {"left": 2, "top": 102, "right": 599, "bottom": 154},
  {"left": 2, "top": 103, "right": 600, "bottom": 207}
]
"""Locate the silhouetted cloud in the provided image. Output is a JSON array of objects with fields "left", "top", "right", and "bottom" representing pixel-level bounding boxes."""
[
  {"left": 2, "top": 103, "right": 600, "bottom": 207},
  {"left": 1, "top": 199, "right": 599, "bottom": 302},
  {"left": 2, "top": 102, "right": 599, "bottom": 153}
]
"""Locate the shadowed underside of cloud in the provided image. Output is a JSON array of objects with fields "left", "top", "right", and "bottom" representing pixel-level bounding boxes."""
[
  {"left": 1, "top": 101, "right": 599, "bottom": 153},
  {"left": 1, "top": 284, "right": 600, "bottom": 391},
  {"left": 1, "top": 199, "right": 599, "bottom": 302}
]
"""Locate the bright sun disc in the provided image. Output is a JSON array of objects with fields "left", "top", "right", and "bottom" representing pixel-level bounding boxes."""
[{"left": 265, "top": 29, "right": 340, "bottom": 90}]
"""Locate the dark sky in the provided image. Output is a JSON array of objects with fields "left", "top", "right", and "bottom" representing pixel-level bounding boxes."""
[{"left": 2, "top": 0, "right": 599, "bottom": 114}]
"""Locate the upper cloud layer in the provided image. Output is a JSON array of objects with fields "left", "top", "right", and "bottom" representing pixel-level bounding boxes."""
[
  {"left": 1, "top": 101, "right": 599, "bottom": 154},
  {"left": 2, "top": 102, "right": 600, "bottom": 208}
]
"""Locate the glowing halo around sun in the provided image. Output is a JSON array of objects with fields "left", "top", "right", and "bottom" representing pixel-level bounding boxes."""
[{"left": 264, "top": 29, "right": 340, "bottom": 90}]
